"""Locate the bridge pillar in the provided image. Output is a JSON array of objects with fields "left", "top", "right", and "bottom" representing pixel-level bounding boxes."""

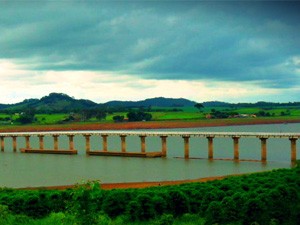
[
  {"left": 25, "top": 135, "right": 31, "bottom": 149},
  {"left": 53, "top": 135, "right": 59, "bottom": 150},
  {"left": 289, "top": 138, "right": 297, "bottom": 164},
  {"left": 139, "top": 135, "right": 146, "bottom": 153},
  {"left": 84, "top": 135, "right": 91, "bottom": 153},
  {"left": 0, "top": 136, "right": 4, "bottom": 152},
  {"left": 68, "top": 135, "right": 75, "bottom": 150},
  {"left": 38, "top": 135, "right": 44, "bottom": 150},
  {"left": 160, "top": 135, "right": 168, "bottom": 157},
  {"left": 183, "top": 135, "right": 190, "bottom": 159},
  {"left": 232, "top": 136, "right": 240, "bottom": 160},
  {"left": 207, "top": 136, "right": 214, "bottom": 160},
  {"left": 12, "top": 136, "right": 17, "bottom": 152},
  {"left": 120, "top": 135, "right": 127, "bottom": 152},
  {"left": 101, "top": 135, "right": 108, "bottom": 152},
  {"left": 260, "top": 137, "right": 268, "bottom": 162}
]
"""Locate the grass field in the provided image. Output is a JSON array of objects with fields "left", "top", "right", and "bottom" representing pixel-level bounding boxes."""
[
  {"left": 0, "top": 106, "right": 299, "bottom": 128},
  {"left": 35, "top": 114, "right": 68, "bottom": 124}
]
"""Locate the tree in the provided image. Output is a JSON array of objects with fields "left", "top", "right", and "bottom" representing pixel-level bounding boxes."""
[
  {"left": 112, "top": 115, "right": 124, "bottom": 122},
  {"left": 194, "top": 103, "right": 204, "bottom": 112},
  {"left": 127, "top": 111, "right": 152, "bottom": 121},
  {"left": 96, "top": 111, "right": 106, "bottom": 120},
  {"left": 16, "top": 107, "right": 36, "bottom": 124}
]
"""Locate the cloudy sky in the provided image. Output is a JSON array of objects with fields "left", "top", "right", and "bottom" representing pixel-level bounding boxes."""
[{"left": 0, "top": 1, "right": 299, "bottom": 104}]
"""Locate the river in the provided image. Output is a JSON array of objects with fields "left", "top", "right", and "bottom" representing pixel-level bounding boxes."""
[{"left": 0, "top": 123, "right": 298, "bottom": 188}]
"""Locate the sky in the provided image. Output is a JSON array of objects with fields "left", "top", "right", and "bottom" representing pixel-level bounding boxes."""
[{"left": 0, "top": 0, "right": 300, "bottom": 104}]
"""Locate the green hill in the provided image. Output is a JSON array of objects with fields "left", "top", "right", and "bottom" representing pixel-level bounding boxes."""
[
  {"left": 1, "top": 93, "right": 299, "bottom": 114},
  {"left": 104, "top": 97, "right": 197, "bottom": 107},
  {"left": 1, "top": 93, "right": 98, "bottom": 113}
]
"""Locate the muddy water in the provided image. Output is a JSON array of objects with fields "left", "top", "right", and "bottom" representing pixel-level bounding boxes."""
[{"left": 0, "top": 123, "right": 298, "bottom": 188}]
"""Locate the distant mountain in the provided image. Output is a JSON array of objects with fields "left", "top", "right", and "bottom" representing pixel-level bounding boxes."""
[
  {"left": 202, "top": 101, "right": 300, "bottom": 108},
  {"left": 202, "top": 101, "right": 231, "bottom": 107},
  {"left": 0, "top": 104, "right": 9, "bottom": 110},
  {"left": 2, "top": 93, "right": 98, "bottom": 113},
  {"left": 1, "top": 93, "right": 299, "bottom": 113},
  {"left": 104, "top": 97, "right": 197, "bottom": 107}
]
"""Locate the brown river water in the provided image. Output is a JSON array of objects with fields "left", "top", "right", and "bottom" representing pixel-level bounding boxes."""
[{"left": 0, "top": 123, "right": 298, "bottom": 188}]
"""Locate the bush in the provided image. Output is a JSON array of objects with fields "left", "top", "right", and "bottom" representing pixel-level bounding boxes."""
[
  {"left": 0, "top": 167, "right": 299, "bottom": 224},
  {"left": 113, "top": 115, "right": 124, "bottom": 122},
  {"left": 166, "top": 190, "right": 190, "bottom": 216},
  {"left": 102, "top": 190, "right": 133, "bottom": 218},
  {"left": 68, "top": 181, "right": 102, "bottom": 225},
  {"left": 155, "top": 214, "right": 174, "bottom": 225},
  {"left": 127, "top": 111, "right": 152, "bottom": 121},
  {"left": 242, "top": 197, "right": 269, "bottom": 225}
]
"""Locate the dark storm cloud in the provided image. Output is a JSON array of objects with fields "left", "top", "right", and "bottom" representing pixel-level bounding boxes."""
[{"left": 0, "top": 1, "right": 299, "bottom": 88}]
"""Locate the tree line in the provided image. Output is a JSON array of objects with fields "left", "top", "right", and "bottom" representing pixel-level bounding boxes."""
[{"left": 2, "top": 108, "right": 153, "bottom": 124}]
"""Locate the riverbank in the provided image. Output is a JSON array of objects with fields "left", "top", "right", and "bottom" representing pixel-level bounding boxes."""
[
  {"left": 19, "top": 174, "right": 237, "bottom": 191},
  {"left": 0, "top": 117, "right": 299, "bottom": 133}
]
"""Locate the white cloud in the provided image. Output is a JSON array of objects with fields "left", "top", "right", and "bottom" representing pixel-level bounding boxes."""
[
  {"left": 0, "top": 60, "right": 294, "bottom": 104},
  {"left": 132, "top": 38, "right": 157, "bottom": 56},
  {"left": 292, "top": 56, "right": 300, "bottom": 66}
]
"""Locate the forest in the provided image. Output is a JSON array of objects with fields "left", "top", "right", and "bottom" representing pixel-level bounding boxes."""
[{"left": 0, "top": 163, "right": 299, "bottom": 225}]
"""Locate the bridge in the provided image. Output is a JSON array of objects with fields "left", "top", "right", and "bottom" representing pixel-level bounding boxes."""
[{"left": 0, "top": 131, "right": 299, "bottom": 163}]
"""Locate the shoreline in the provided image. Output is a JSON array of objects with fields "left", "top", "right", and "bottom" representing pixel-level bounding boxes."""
[
  {"left": 18, "top": 174, "right": 240, "bottom": 191},
  {"left": 0, "top": 117, "right": 299, "bottom": 133}
]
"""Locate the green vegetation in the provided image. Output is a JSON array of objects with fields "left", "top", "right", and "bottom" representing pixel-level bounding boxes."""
[
  {"left": 2, "top": 104, "right": 300, "bottom": 125},
  {"left": 34, "top": 114, "right": 69, "bottom": 124},
  {"left": 0, "top": 93, "right": 300, "bottom": 125},
  {"left": 127, "top": 111, "right": 152, "bottom": 121},
  {"left": 0, "top": 165, "right": 299, "bottom": 225}
]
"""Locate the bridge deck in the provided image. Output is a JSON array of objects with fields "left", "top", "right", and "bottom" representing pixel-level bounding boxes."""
[{"left": 0, "top": 131, "right": 299, "bottom": 138}]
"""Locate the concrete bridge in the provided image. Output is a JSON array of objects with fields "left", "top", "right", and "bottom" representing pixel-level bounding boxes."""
[{"left": 0, "top": 131, "right": 299, "bottom": 163}]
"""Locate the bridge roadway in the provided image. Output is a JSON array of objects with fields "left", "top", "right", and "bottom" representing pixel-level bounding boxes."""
[
  {"left": 0, "top": 131, "right": 299, "bottom": 163},
  {"left": 0, "top": 131, "right": 299, "bottom": 138}
]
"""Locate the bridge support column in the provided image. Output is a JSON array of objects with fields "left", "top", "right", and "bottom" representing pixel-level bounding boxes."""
[
  {"left": 289, "top": 138, "right": 297, "bottom": 164},
  {"left": 68, "top": 135, "right": 75, "bottom": 150},
  {"left": 0, "top": 136, "right": 4, "bottom": 152},
  {"left": 160, "top": 135, "right": 168, "bottom": 157},
  {"left": 101, "top": 135, "right": 108, "bottom": 152},
  {"left": 84, "top": 135, "right": 91, "bottom": 154},
  {"left": 232, "top": 137, "right": 240, "bottom": 160},
  {"left": 260, "top": 137, "right": 268, "bottom": 162},
  {"left": 120, "top": 135, "right": 127, "bottom": 152},
  {"left": 139, "top": 135, "right": 146, "bottom": 153},
  {"left": 183, "top": 135, "right": 190, "bottom": 159},
  {"left": 207, "top": 137, "right": 214, "bottom": 160},
  {"left": 38, "top": 135, "right": 44, "bottom": 150},
  {"left": 25, "top": 136, "right": 31, "bottom": 149},
  {"left": 53, "top": 135, "right": 59, "bottom": 150},
  {"left": 12, "top": 136, "right": 17, "bottom": 152}
]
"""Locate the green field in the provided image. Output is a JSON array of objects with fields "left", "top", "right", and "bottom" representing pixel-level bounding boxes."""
[
  {"left": 151, "top": 111, "right": 204, "bottom": 120},
  {"left": 0, "top": 106, "right": 299, "bottom": 126},
  {"left": 34, "top": 114, "right": 69, "bottom": 124}
]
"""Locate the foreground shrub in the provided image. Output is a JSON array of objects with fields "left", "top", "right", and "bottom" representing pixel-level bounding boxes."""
[
  {"left": 0, "top": 167, "right": 299, "bottom": 224},
  {"left": 166, "top": 190, "right": 190, "bottom": 216},
  {"left": 102, "top": 190, "right": 133, "bottom": 218},
  {"left": 67, "top": 181, "right": 102, "bottom": 225}
]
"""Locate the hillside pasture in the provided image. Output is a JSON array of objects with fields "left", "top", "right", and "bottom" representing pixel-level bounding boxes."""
[
  {"left": 151, "top": 111, "right": 204, "bottom": 120},
  {"left": 34, "top": 114, "right": 69, "bottom": 124},
  {"left": 232, "top": 107, "right": 300, "bottom": 117}
]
